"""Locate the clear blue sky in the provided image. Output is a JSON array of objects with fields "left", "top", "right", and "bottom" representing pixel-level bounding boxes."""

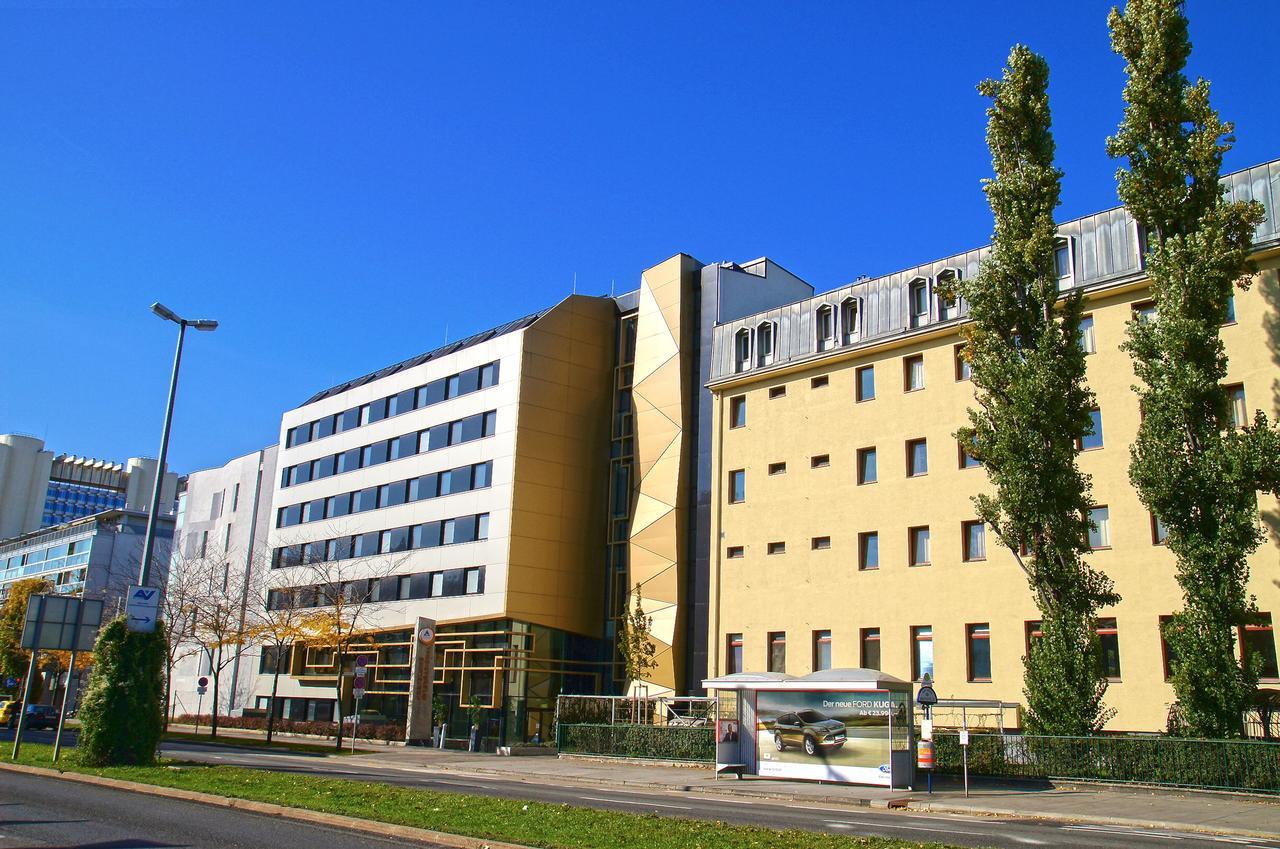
[{"left": 2, "top": 1, "right": 1276, "bottom": 474}]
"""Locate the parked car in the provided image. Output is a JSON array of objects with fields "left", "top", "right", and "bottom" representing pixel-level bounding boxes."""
[
  {"left": 772, "top": 709, "right": 846, "bottom": 756},
  {"left": 22, "top": 704, "right": 60, "bottom": 731},
  {"left": 0, "top": 700, "right": 18, "bottom": 729}
]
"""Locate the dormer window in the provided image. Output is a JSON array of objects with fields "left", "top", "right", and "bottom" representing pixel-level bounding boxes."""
[
  {"left": 936, "top": 268, "right": 962, "bottom": 321},
  {"left": 734, "top": 329, "right": 752, "bottom": 373},
  {"left": 840, "top": 297, "right": 859, "bottom": 345},
  {"left": 909, "top": 277, "right": 931, "bottom": 329},
  {"left": 757, "top": 322, "right": 775, "bottom": 367},
  {"left": 816, "top": 305, "right": 835, "bottom": 351},
  {"left": 1055, "top": 237, "right": 1075, "bottom": 291}
]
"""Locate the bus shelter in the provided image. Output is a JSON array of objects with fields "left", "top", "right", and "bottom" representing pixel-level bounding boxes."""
[{"left": 703, "top": 669, "right": 916, "bottom": 788}]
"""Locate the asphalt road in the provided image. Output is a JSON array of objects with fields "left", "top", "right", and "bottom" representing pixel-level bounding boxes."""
[
  {"left": 0, "top": 769, "right": 447, "bottom": 849},
  {"left": 4, "top": 729, "right": 1278, "bottom": 849}
]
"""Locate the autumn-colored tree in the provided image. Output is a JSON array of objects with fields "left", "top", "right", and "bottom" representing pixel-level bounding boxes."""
[{"left": 0, "top": 578, "right": 54, "bottom": 704}]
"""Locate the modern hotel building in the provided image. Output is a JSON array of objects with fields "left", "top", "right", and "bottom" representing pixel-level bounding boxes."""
[
  {"left": 244, "top": 256, "right": 811, "bottom": 743},
  {"left": 705, "top": 158, "right": 1280, "bottom": 732}
]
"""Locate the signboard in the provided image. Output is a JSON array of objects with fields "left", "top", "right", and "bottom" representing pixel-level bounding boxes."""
[
  {"left": 3, "top": 677, "right": 17, "bottom": 690},
  {"left": 959, "top": 729, "right": 970, "bottom": 746},
  {"left": 126, "top": 586, "right": 160, "bottom": 633},
  {"left": 916, "top": 684, "right": 938, "bottom": 707},
  {"left": 755, "top": 690, "right": 895, "bottom": 786},
  {"left": 21, "top": 595, "right": 103, "bottom": 651},
  {"left": 920, "top": 717, "right": 933, "bottom": 741},
  {"left": 417, "top": 625, "right": 436, "bottom": 645}
]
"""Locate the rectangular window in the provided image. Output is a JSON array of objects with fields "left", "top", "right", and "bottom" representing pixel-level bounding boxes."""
[
  {"left": 1078, "top": 408, "right": 1104, "bottom": 450},
  {"left": 363, "top": 440, "right": 389, "bottom": 467},
  {"left": 967, "top": 623, "right": 992, "bottom": 682},
  {"left": 430, "top": 572, "right": 444, "bottom": 597},
  {"left": 1055, "top": 240, "right": 1074, "bottom": 289},
  {"left": 410, "top": 473, "right": 439, "bottom": 501},
  {"left": 1097, "top": 618, "right": 1121, "bottom": 680},
  {"left": 959, "top": 439, "right": 982, "bottom": 469},
  {"left": 729, "top": 470, "right": 745, "bottom": 504},
  {"left": 909, "top": 279, "right": 929, "bottom": 328},
  {"left": 811, "top": 536, "right": 831, "bottom": 550},
  {"left": 1025, "top": 619, "right": 1044, "bottom": 657},
  {"left": 413, "top": 522, "right": 441, "bottom": 549},
  {"left": 810, "top": 454, "right": 830, "bottom": 469},
  {"left": 860, "top": 628, "right": 881, "bottom": 670},
  {"left": 904, "top": 354, "right": 925, "bottom": 392},
  {"left": 911, "top": 626, "right": 934, "bottom": 681},
  {"left": 1079, "top": 315, "right": 1096, "bottom": 354},
  {"left": 338, "top": 407, "right": 361, "bottom": 433},
  {"left": 729, "top": 396, "right": 747, "bottom": 429},
  {"left": 858, "top": 531, "right": 879, "bottom": 570},
  {"left": 1242, "top": 614, "right": 1279, "bottom": 682},
  {"left": 1226, "top": 384, "right": 1247, "bottom": 430},
  {"left": 768, "top": 632, "right": 786, "bottom": 673},
  {"left": 476, "top": 513, "right": 489, "bottom": 539},
  {"left": 769, "top": 386, "right": 786, "bottom": 399},
  {"left": 726, "top": 545, "right": 744, "bottom": 559},
  {"left": 259, "top": 646, "right": 291, "bottom": 674},
  {"left": 354, "top": 487, "right": 378, "bottom": 513},
  {"left": 426, "top": 424, "right": 450, "bottom": 451},
  {"left": 464, "top": 567, "right": 482, "bottom": 595},
  {"left": 379, "top": 480, "right": 407, "bottom": 508},
  {"left": 768, "top": 461, "right": 787, "bottom": 476},
  {"left": 811, "top": 375, "right": 829, "bottom": 390},
  {"left": 856, "top": 366, "right": 875, "bottom": 402},
  {"left": 381, "top": 527, "right": 410, "bottom": 554},
  {"left": 857, "top": 447, "right": 877, "bottom": 485},
  {"left": 366, "top": 397, "right": 387, "bottom": 424},
  {"left": 962, "top": 520, "right": 986, "bottom": 562},
  {"left": 231, "top": 483, "right": 240, "bottom": 512},
  {"left": 391, "top": 432, "right": 419, "bottom": 460},
  {"left": 445, "top": 374, "right": 461, "bottom": 398},
  {"left": 337, "top": 447, "right": 362, "bottom": 474},
  {"left": 954, "top": 344, "right": 971, "bottom": 381},
  {"left": 1134, "top": 300, "right": 1157, "bottom": 323},
  {"left": 908, "top": 525, "right": 931, "bottom": 566},
  {"left": 1224, "top": 295, "right": 1236, "bottom": 324},
  {"left": 767, "top": 541, "right": 786, "bottom": 555},
  {"left": 1088, "top": 506, "right": 1111, "bottom": 550},
  {"left": 304, "top": 499, "right": 325, "bottom": 523},
  {"left": 726, "top": 633, "right": 744, "bottom": 675},
  {"left": 813, "top": 630, "right": 832, "bottom": 672},
  {"left": 757, "top": 324, "right": 774, "bottom": 366},
  {"left": 479, "top": 361, "right": 500, "bottom": 388},
  {"left": 278, "top": 504, "right": 302, "bottom": 528},
  {"left": 1151, "top": 513, "right": 1169, "bottom": 545},
  {"left": 906, "top": 438, "right": 928, "bottom": 477},
  {"left": 816, "top": 307, "right": 834, "bottom": 350}
]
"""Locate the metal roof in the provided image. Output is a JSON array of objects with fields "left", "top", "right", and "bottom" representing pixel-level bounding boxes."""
[{"left": 299, "top": 310, "right": 546, "bottom": 407}]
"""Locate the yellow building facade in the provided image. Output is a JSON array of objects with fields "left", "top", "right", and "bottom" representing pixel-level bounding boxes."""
[{"left": 706, "top": 160, "right": 1280, "bottom": 732}]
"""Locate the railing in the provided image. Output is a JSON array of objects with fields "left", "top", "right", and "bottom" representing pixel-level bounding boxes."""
[
  {"left": 933, "top": 733, "right": 1280, "bottom": 794},
  {"left": 556, "top": 723, "right": 714, "bottom": 763}
]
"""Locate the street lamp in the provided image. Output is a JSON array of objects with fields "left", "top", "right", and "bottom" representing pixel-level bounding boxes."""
[{"left": 137, "top": 302, "right": 218, "bottom": 587}]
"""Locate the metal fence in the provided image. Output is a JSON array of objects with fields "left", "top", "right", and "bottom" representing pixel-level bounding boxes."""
[
  {"left": 554, "top": 694, "right": 716, "bottom": 727},
  {"left": 934, "top": 732, "right": 1280, "bottom": 794},
  {"left": 556, "top": 722, "right": 715, "bottom": 763}
]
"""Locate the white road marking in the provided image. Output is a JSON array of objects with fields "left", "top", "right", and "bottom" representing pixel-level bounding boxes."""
[
  {"left": 826, "top": 819, "right": 989, "bottom": 836},
  {"left": 581, "top": 796, "right": 691, "bottom": 810},
  {"left": 1064, "top": 824, "right": 1184, "bottom": 840}
]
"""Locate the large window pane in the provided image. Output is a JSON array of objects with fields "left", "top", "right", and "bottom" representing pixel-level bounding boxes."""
[
  {"left": 354, "top": 487, "right": 378, "bottom": 513},
  {"left": 410, "top": 473, "right": 438, "bottom": 501},
  {"left": 338, "top": 447, "right": 362, "bottom": 473},
  {"left": 912, "top": 626, "right": 934, "bottom": 681},
  {"left": 861, "top": 628, "right": 881, "bottom": 670},
  {"left": 426, "top": 424, "right": 450, "bottom": 451},
  {"left": 967, "top": 624, "right": 991, "bottom": 681}
]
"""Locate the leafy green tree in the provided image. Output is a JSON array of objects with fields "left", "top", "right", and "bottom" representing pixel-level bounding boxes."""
[
  {"left": 944, "top": 45, "right": 1119, "bottom": 735},
  {"left": 77, "top": 616, "right": 167, "bottom": 765},
  {"left": 0, "top": 578, "right": 53, "bottom": 704},
  {"left": 618, "top": 584, "right": 658, "bottom": 692},
  {"left": 1107, "top": 0, "right": 1280, "bottom": 738}
]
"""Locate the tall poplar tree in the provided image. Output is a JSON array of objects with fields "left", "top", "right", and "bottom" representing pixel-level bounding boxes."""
[
  {"left": 947, "top": 45, "right": 1119, "bottom": 735},
  {"left": 1107, "top": 0, "right": 1280, "bottom": 738}
]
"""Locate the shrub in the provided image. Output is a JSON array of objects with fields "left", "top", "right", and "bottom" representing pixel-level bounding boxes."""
[
  {"left": 172, "top": 713, "right": 406, "bottom": 742},
  {"left": 557, "top": 723, "right": 713, "bottom": 762},
  {"left": 78, "top": 617, "right": 166, "bottom": 766}
]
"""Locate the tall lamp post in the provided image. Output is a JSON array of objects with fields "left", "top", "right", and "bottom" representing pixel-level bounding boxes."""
[{"left": 137, "top": 302, "right": 218, "bottom": 587}]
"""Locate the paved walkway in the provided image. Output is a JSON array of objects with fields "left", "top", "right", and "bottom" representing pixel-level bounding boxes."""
[{"left": 344, "top": 747, "right": 1280, "bottom": 837}]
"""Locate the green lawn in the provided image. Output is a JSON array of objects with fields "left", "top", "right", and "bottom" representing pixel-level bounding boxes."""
[
  {"left": 6, "top": 744, "right": 969, "bottom": 849},
  {"left": 162, "top": 730, "right": 356, "bottom": 756}
]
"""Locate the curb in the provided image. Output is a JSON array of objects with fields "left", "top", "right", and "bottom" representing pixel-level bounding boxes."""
[
  {"left": 349, "top": 758, "right": 1280, "bottom": 840},
  {"left": 906, "top": 800, "right": 1280, "bottom": 841},
  {"left": 0, "top": 761, "right": 534, "bottom": 849}
]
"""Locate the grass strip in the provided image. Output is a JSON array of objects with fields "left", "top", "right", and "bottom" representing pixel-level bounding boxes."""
[
  {"left": 6, "top": 744, "right": 965, "bottom": 849},
  {"left": 162, "top": 730, "right": 356, "bottom": 756}
]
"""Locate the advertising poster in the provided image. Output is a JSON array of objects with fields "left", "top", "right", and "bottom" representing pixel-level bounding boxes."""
[{"left": 755, "top": 690, "right": 893, "bottom": 785}]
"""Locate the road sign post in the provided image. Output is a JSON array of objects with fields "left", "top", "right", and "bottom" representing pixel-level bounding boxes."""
[
  {"left": 960, "top": 726, "right": 970, "bottom": 797},
  {"left": 915, "top": 678, "right": 939, "bottom": 794},
  {"left": 14, "top": 594, "right": 103, "bottom": 760},
  {"left": 351, "top": 657, "right": 368, "bottom": 753},
  {"left": 194, "top": 677, "right": 208, "bottom": 734}
]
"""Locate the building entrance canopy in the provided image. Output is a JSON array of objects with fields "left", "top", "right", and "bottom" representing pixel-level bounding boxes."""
[{"left": 702, "top": 668, "right": 916, "bottom": 788}]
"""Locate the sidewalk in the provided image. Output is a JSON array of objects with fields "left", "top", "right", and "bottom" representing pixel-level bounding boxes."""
[{"left": 345, "top": 747, "right": 1280, "bottom": 839}]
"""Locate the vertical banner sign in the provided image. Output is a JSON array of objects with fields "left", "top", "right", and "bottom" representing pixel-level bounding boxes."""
[{"left": 404, "top": 617, "right": 437, "bottom": 744}]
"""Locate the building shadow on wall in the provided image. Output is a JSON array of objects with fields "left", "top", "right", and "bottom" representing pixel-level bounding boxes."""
[{"left": 1259, "top": 268, "right": 1280, "bottom": 590}]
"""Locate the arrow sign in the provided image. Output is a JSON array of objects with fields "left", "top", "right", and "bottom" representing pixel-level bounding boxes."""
[{"left": 126, "top": 585, "right": 160, "bottom": 633}]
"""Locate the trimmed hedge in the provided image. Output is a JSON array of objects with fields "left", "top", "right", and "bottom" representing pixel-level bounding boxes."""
[
  {"left": 78, "top": 617, "right": 167, "bottom": 765},
  {"left": 934, "top": 732, "right": 1280, "bottom": 793},
  {"left": 557, "top": 723, "right": 714, "bottom": 762}
]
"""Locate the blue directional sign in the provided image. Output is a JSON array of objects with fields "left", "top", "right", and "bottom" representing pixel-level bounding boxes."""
[
  {"left": 126, "top": 585, "right": 160, "bottom": 633},
  {"left": 3, "top": 677, "right": 16, "bottom": 689}
]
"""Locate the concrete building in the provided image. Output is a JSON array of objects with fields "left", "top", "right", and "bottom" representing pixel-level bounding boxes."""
[
  {"left": 0, "top": 509, "right": 175, "bottom": 611},
  {"left": 0, "top": 434, "right": 179, "bottom": 540},
  {"left": 705, "top": 157, "right": 1280, "bottom": 732},
  {"left": 167, "top": 444, "right": 279, "bottom": 718}
]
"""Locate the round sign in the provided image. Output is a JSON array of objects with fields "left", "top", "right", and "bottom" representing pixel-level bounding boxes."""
[
  {"left": 3, "top": 676, "right": 17, "bottom": 689},
  {"left": 197, "top": 676, "right": 209, "bottom": 688},
  {"left": 417, "top": 625, "right": 436, "bottom": 645},
  {"left": 355, "top": 655, "right": 369, "bottom": 668},
  {"left": 916, "top": 684, "right": 938, "bottom": 706}
]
